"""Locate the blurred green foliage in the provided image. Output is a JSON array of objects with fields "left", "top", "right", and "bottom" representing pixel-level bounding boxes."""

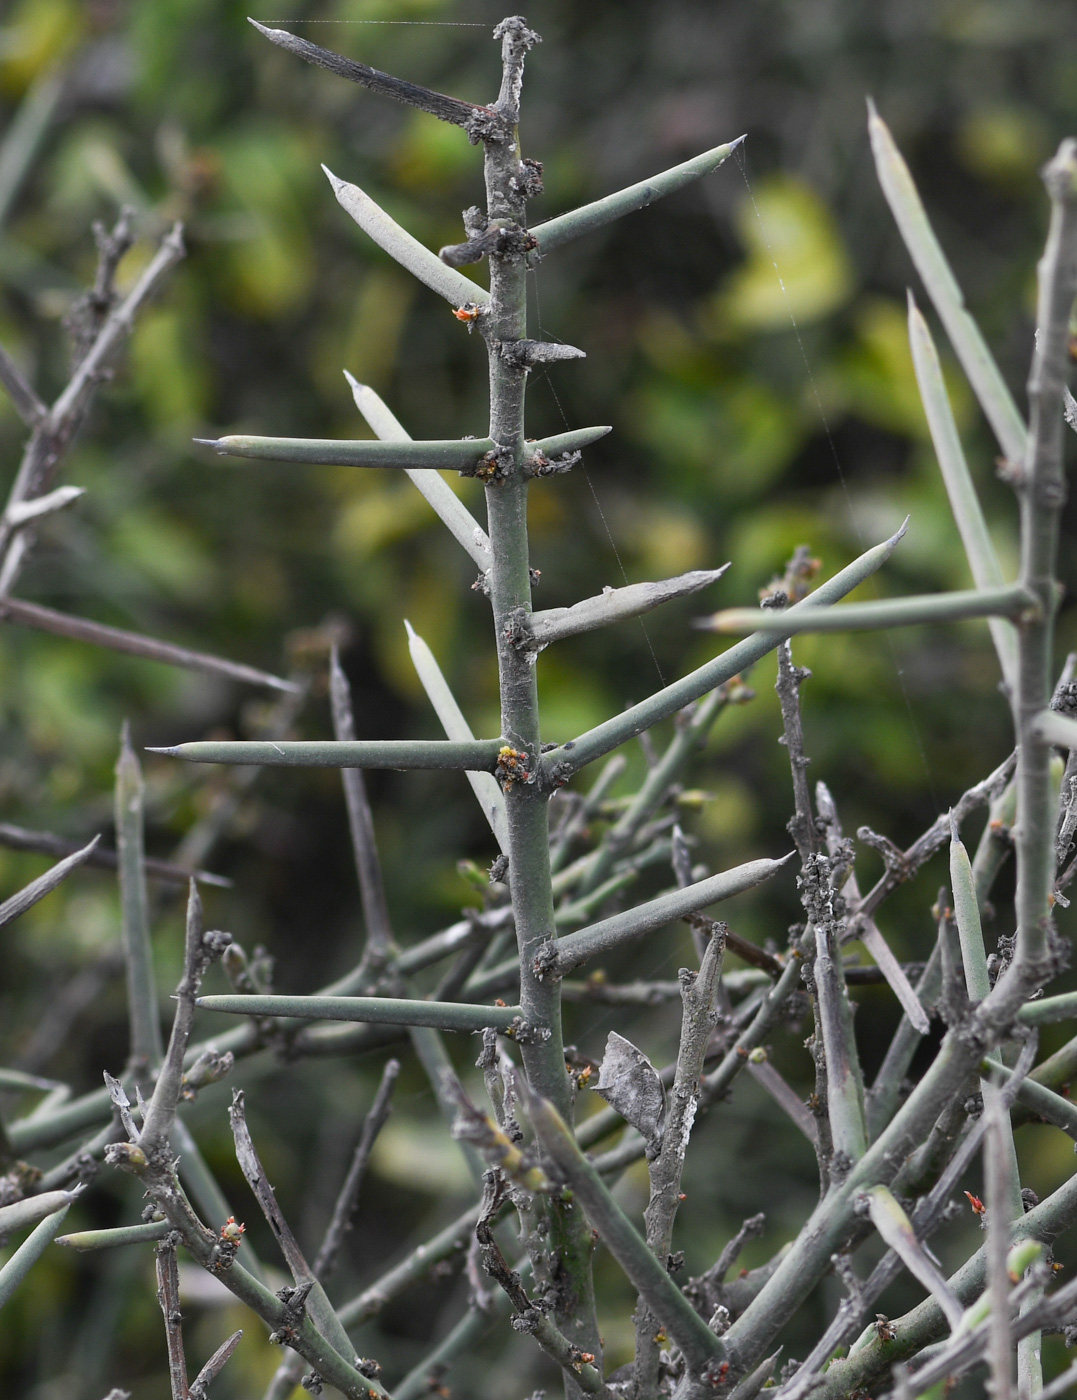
[{"left": 2, "top": 0, "right": 1077, "bottom": 1395}]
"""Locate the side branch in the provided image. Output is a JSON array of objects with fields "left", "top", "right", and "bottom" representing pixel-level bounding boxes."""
[
  {"left": 544, "top": 523, "right": 907, "bottom": 778},
  {"left": 326, "top": 168, "right": 491, "bottom": 309},
  {"left": 250, "top": 21, "right": 497, "bottom": 131},
  {"left": 196, "top": 994, "right": 526, "bottom": 1033},
  {"left": 196, "top": 433, "right": 496, "bottom": 470},
  {"left": 148, "top": 738, "right": 506, "bottom": 770},
  {"left": 549, "top": 855, "right": 791, "bottom": 977},
  {"left": 701, "top": 584, "right": 1035, "bottom": 636},
  {"left": 522, "top": 565, "right": 729, "bottom": 651},
  {"left": 0, "top": 594, "right": 299, "bottom": 692},
  {"left": 531, "top": 136, "right": 745, "bottom": 252},
  {"left": 345, "top": 374, "right": 492, "bottom": 568}
]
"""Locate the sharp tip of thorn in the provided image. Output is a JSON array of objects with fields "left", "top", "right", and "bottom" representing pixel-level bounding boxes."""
[
  {"left": 729, "top": 133, "right": 747, "bottom": 150},
  {"left": 403, "top": 618, "right": 416, "bottom": 638},
  {"left": 144, "top": 746, "right": 178, "bottom": 756}
]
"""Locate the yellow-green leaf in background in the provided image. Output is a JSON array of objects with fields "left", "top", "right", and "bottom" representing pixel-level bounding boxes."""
[
  {"left": 712, "top": 174, "right": 854, "bottom": 332},
  {"left": 0, "top": 0, "right": 82, "bottom": 95},
  {"left": 130, "top": 302, "right": 210, "bottom": 431},
  {"left": 956, "top": 105, "right": 1050, "bottom": 189},
  {"left": 212, "top": 125, "right": 317, "bottom": 318}
]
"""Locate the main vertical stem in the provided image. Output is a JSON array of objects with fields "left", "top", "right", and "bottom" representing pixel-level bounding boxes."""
[
  {"left": 480, "top": 17, "right": 601, "bottom": 1378},
  {"left": 1011, "top": 142, "right": 1077, "bottom": 977}
]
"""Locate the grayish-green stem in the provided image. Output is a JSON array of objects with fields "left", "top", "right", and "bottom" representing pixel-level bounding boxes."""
[
  {"left": 196, "top": 993, "right": 525, "bottom": 1031},
  {"left": 1011, "top": 140, "right": 1077, "bottom": 975},
  {"left": 0, "top": 1201, "right": 71, "bottom": 1309},
  {"left": 471, "top": 18, "right": 603, "bottom": 1377},
  {"left": 705, "top": 584, "right": 1034, "bottom": 636},
  {"left": 867, "top": 99, "right": 1027, "bottom": 465},
  {"left": 551, "top": 855, "right": 790, "bottom": 976},
  {"left": 524, "top": 565, "right": 729, "bottom": 651},
  {"left": 56, "top": 1219, "right": 171, "bottom": 1252},
  {"left": 326, "top": 166, "right": 491, "bottom": 308},
  {"left": 150, "top": 737, "right": 504, "bottom": 769},
  {"left": 906, "top": 292, "right": 1017, "bottom": 686},
  {"left": 525, "top": 1086, "right": 724, "bottom": 1378},
  {"left": 531, "top": 137, "right": 744, "bottom": 251}
]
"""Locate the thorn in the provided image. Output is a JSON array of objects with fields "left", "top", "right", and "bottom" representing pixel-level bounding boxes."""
[
  {"left": 866, "top": 95, "right": 879, "bottom": 120},
  {"left": 342, "top": 369, "right": 365, "bottom": 392},
  {"left": 888, "top": 515, "right": 911, "bottom": 546},
  {"left": 728, "top": 134, "right": 747, "bottom": 151},
  {"left": 191, "top": 438, "right": 224, "bottom": 454},
  {"left": 145, "top": 746, "right": 179, "bottom": 756},
  {"left": 403, "top": 618, "right": 417, "bottom": 639},
  {"left": 321, "top": 163, "right": 344, "bottom": 191}
]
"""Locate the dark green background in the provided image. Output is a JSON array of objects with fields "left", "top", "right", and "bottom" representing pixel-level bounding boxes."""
[{"left": 1, "top": 0, "right": 1076, "bottom": 1395}]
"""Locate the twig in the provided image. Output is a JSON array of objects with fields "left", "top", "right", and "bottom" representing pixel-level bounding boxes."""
[
  {"left": 0, "top": 343, "right": 46, "bottom": 427},
  {"left": 0, "top": 594, "right": 299, "bottom": 692},
  {"left": 984, "top": 1090, "right": 1014, "bottom": 1400},
  {"left": 149, "top": 737, "right": 506, "bottom": 770},
  {"left": 522, "top": 1079, "right": 725, "bottom": 1379},
  {"left": 522, "top": 566, "right": 730, "bottom": 651},
  {"left": 532, "top": 137, "right": 744, "bottom": 251},
  {"left": 57, "top": 1220, "right": 171, "bottom": 1252},
  {"left": 139, "top": 883, "right": 230, "bottom": 1155},
  {"left": 0, "top": 834, "right": 100, "bottom": 929},
  {"left": 403, "top": 622, "right": 507, "bottom": 850},
  {"left": 545, "top": 524, "right": 907, "bottom": 779},
  {"left": 249, "top": 21, "right": 497, "bottom": 130},
  {"left": 0, "top": 821, "right": 230, "bottom": 888},
  {"left": 228, "top": 1089, "right": 356, "bottom": 1366},
  {"left": 703, "top": 584, "right": 1034, "bottom": 636},
  {"left": 155, "top": 1238, "right": 188, "bottom": 1400},
  {"left": 636, "top": 930, "right": 725, "bottom": 1393},
  {"left": 197, "top": 992, "right": 526, "bottom": 1032},
  {"left": 312, "top": 1057, "right": 400, "bottom": 1280},
  {"left": 906, "top": 292, "right": 1017, "bottom": 686},
  {"left": 774, "top": 1034, "right": 1038, "bottom": 1400},
  {"left": 0, "top": 222, "right": 186, "bottom": 593},
  {"left": 548, "top": 855, "right": 791, "bottom": 977},
  {"left": 815, "top": 781, "right": 929, "bottom": 1035},
  {"left": 188, "top": 1330, "right": 243, "bottom": 1400},
  {"left": 329, "top": 648, "right": 396, "bottom": 971},
  {"left": 329, "top": 178, "right": 491, "bottom": 312}
]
